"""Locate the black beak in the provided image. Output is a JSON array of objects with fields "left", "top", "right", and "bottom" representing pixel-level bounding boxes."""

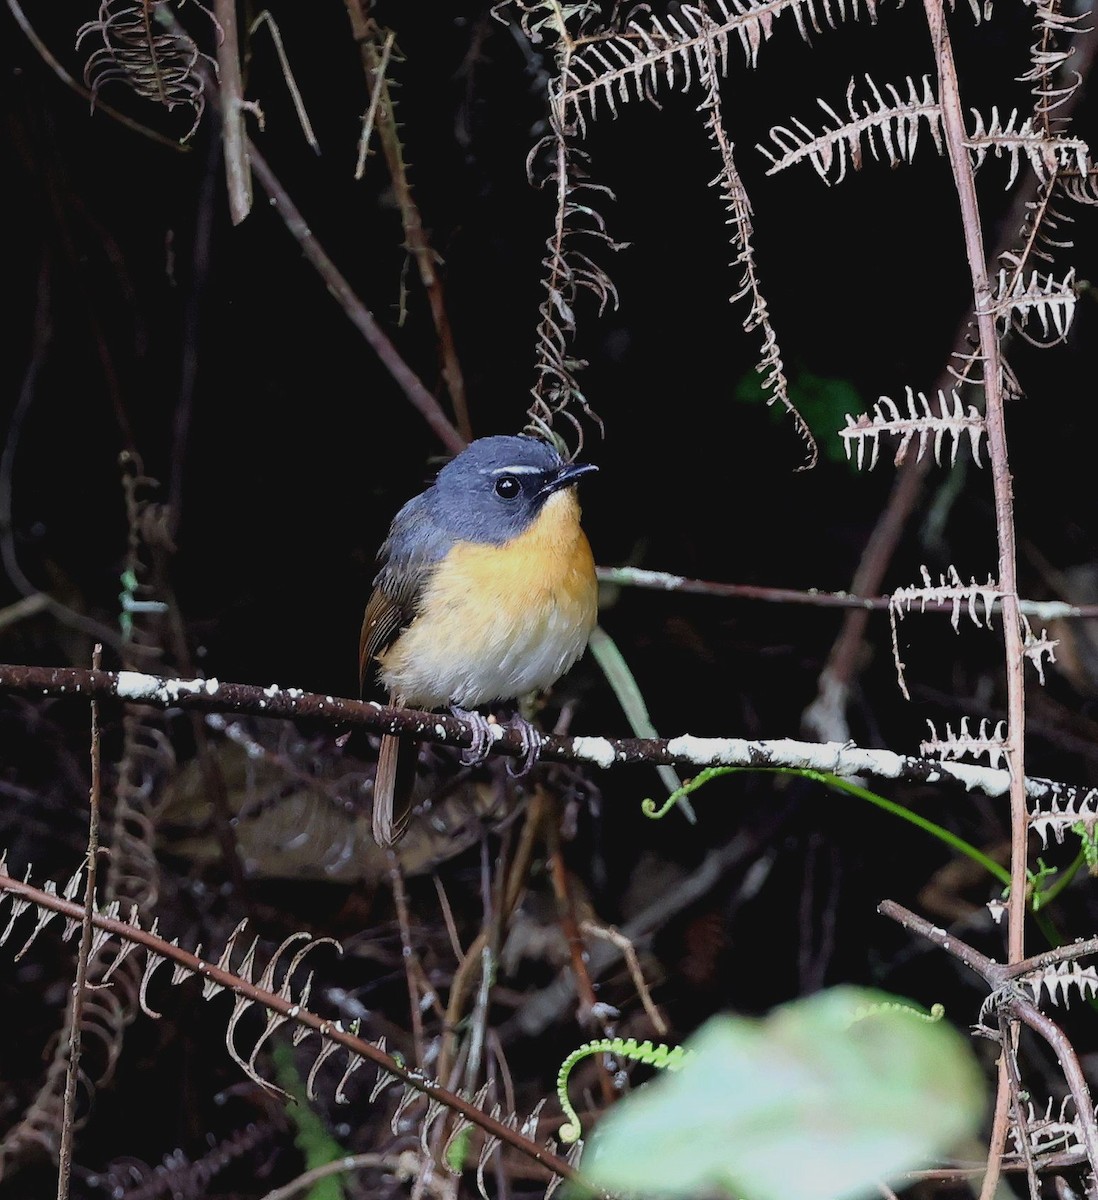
[{"left": 540, "top": 461, "right": 598, "bottom": 497}]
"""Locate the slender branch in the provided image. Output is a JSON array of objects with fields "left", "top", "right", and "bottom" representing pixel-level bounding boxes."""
[
  {"left": 260, "top": 1153, "right": 412, "bottom": 1200},
  {"left": 921, "top": 15, "right": 1029, "bottom": 1192},
  {"left": 923, "top": 0, "right": 1028, "bottom": 970},
  {"left": 245, "top": 141, "right": 465, "bottom": 454},
  {"left": 213, "top": 0, "right": 252, "bottom": 223},
  {"left": 56, "top": 645, "right": 103, "bottom": 1200},
  {"left": 344, "top": 4, "right": 472, "bottom": 441},
  {"left": 597, "top": 567, "right": 1098, "bottom": 620},
  {"left": 159, "top": 11, "right": 465, "bottom": 454}
]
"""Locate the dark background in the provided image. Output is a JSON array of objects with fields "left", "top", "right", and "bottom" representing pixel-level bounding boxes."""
[{"left": 2, "top": 1, "right": 1098, "bottom": 1196}]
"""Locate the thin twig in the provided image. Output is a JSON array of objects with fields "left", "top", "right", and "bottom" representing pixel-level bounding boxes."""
[
  {"left": 56, "top": 644, "right": 103, "bottom": 1200},
  {"left": 354, "top": 28, "right": 395, "bottom": 178},
  {"left": 998, "top": 1010, "right": 1042, "bottom": 1200},
  {"left": 344, "top": 3, "right": 472, "bottom": 440},
  {"left": 386, "top": 848, "right": 426, "bottom": 1065},
  {"left": 598, "top": 567, "right": 1098, "bottom": 621},
  {"left": 249, "top": 11, "right": 320, "bottom": 153},
  {"left": 580, "top": 920, "right": 668, "bottom": 1036},
  {"left": 160, "top": 10, "right": 465, "bottom": 453},
  {"left": 260, "top": 1152, "right": 412, "bottom": 1200},
  {"left": 246, "top": 140, "right": 464, "bottom": 454}
]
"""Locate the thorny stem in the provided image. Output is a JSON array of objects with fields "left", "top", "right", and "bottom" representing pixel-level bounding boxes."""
[
  {"left": 56, "top": 645, "right": 102, "bottom": 1200},
  {"left": 0, "top": 872, "right": 581, "bottom": 1186}
]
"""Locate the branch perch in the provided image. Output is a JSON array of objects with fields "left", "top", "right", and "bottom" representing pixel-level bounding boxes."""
[{"left": 0, "top": 663, "right": 1092, "bottom": 808}]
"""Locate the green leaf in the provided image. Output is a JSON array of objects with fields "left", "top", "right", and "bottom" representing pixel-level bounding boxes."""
[
  {"left": 272, "top": 1042, "right": 347, "bottom": 1200},
  {"left": 579, "top": 986, "right": 985, "bottom": 1200}
]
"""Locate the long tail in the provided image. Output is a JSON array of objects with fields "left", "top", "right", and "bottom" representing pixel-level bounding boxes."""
[{"left": 372, "top": 720, "right": 418, "bottom": 846}]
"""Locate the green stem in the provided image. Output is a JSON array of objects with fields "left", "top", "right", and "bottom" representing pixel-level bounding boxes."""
[{"left": 806, "top": 771, "right": 1011, "bottom": 888}]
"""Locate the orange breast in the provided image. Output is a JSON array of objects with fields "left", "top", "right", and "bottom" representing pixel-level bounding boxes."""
[{"left": 378, "top": 490, "right": 597, "bottom": 709}]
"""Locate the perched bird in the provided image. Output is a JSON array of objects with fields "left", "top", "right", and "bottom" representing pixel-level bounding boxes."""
[{"left": 360, "top": 434, "right": 599, "bottom": 846}]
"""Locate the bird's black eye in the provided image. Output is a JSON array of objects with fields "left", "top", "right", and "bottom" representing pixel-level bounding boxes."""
[{"left": 494, "top": 474, "right": 521, "bottom": 500}]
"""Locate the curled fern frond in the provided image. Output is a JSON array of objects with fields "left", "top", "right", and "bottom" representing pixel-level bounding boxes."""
[
  {"left": 845, "top": 999, "right": 945, "bottom": 1026},
  {"left": 556, "top": 1037, "right": 689, "bottom": 1143},
  {"left": 1019, "top": 0, "right": 1090, "bottom": 125},
  {"left": 77, "top": 0, "right": 216, "bottom": 141},
  {"left": 525, "top": 125, "right": 619, "bottom": 445},
  {"left": 757, "top": 74, "right": 941, "bottom": 184}
]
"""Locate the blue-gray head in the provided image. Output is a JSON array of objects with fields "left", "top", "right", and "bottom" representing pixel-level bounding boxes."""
[{"left": 429, "top": 435, "right": 597, "bottom": 544}]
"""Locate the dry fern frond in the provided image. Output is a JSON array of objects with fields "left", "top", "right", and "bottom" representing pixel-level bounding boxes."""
[
  {"left": 839, "top": 388, "right": 985, "bottom": 470},
  {"left": 525, "top": 123, "right": 619, "bottom": 443},
  {"left": 559, "top": 0, "right": 884, "bottom": 131},
  {"left": 699, "top": 28, "right": 816, "bottom": 467},
  {"left": 986, "top": 266, "right": 1076, "bottom": 344},
  {"left": 1020, "top": 612, "right": 1059, "bottom": 684},
  {"left": 757, "top": 75, "right": 941, "bottom": 184},
  {"left": 77, "top": 0, "right": 215, "bottom": 141},
  {"left": 966, "top": 106, "right": 1090, "bottom": 188},
  {"left": 0, "top": 859, "right": 571, "bottom": 1183},
  {"left": 891, "top": 565, "right": 1001, "bottom": 630},
  {"left": 1011, "top": 1095, "right": 1087, "bottom": 1159},
  {"left": 1030, "top": 787, "right": 1098, "bottom": 847},
  {"left": 1019, "top": 0, "right": 1089, "bottom": 125},
  {"left": 889, "top": 566, "right": 1001, "bottom": 699},
  {"left": 999, "top": 179, "right": 1076, "bottom": 275},
  {"left": 1018, "top": 961, "right": 1098, "bottom": 1009},
  {"left": 921, "top": 718, "right": 1008, "bottom": 769}
]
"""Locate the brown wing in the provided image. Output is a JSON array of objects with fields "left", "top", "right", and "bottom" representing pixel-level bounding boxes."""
[
  {"left": 358, "top": 582, "right": 413, "bottom": 694},
  {"left": 359, "top": 498, "right": 442, "bottom": 696}
]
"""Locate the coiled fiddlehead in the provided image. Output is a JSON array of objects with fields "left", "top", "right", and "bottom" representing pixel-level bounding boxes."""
[{"left": 556, "top": 1037, "right": 690, "bottom": 1144}]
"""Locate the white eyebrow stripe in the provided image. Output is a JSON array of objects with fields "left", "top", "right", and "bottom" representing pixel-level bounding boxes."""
[{"left": 481, "top": 465, "right": 546, "bottom": 475}]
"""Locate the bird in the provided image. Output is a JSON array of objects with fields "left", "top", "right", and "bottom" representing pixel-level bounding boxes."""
[{"left": 360, "top": 434, "right": 599, "bottom": 846}]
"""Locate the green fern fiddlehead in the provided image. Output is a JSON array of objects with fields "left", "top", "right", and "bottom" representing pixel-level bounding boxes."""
[{"left": 556, "top": 1037, "right": 689, "bottom": 1143}]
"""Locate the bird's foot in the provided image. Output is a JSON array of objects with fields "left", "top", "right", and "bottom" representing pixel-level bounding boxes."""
[
  {"left": 505, "top": 713, "right": 543, "bottom": 778},
  {"left": 452, "top": 707, "right": 496, "bottom": 766}
]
